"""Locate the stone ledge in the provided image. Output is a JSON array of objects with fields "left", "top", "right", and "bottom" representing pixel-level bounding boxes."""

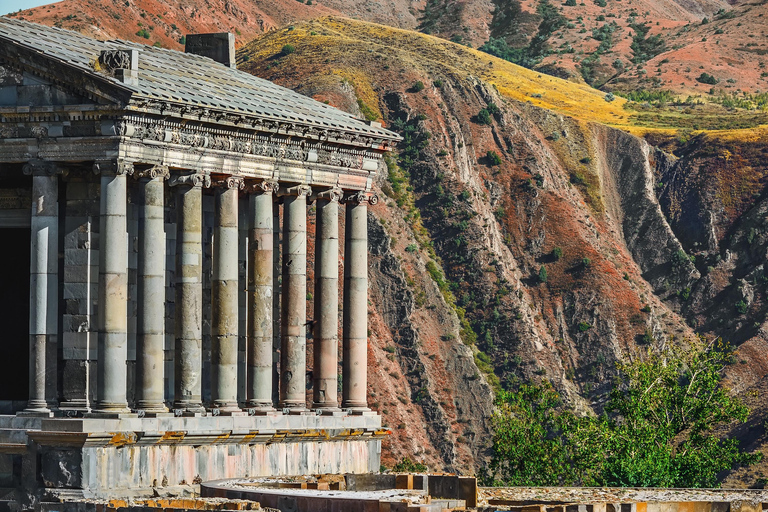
[{"left": 33, "top": 411, "right": 381, "bottom": 434}]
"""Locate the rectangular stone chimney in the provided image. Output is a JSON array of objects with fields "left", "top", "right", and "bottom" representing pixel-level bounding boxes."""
[{"left": 184, "top": 33, "right": 236, "bottom": 68}]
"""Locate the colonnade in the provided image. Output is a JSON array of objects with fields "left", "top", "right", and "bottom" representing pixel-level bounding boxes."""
[{"left": 24, "top": 162, "right": 375, "bottom": 416}]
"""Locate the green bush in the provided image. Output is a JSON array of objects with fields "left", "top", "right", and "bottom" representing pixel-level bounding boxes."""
[
  {"left": 736, "top": 300, "right": 749, "bottom": 314},
  {"left": 552, "top": 247, "right": 563, "bottom": 260},
  {"left": 482, "top": 342, "right": 760, "bottom": 487},
  {"left": 411, "top": 81, "right": 425, "bottom": 92},
  {"left": 697, "top": 72, "right": 718, "bottom": 85},
  {"left": 477, "top": 108, "right": 493, "bottom": 125},
  {"left": 281, "top": 44, "right": 296, "bottom": 55},
  {"left": 538, "top": 266, "right": 548, "bottom": 283},
  {"left": 392, "top": 457, "right": 428, "bottom": 473},
  {"left": 487, "top": 150, "right": 502, "bottom": 166},
  {"left": 578, "top": 322, "right": 592, "bottom": 332}
]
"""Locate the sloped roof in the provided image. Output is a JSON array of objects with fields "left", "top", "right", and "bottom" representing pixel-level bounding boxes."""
[{"left": 0, "top": 17, "right": 399, "bottom": 141}]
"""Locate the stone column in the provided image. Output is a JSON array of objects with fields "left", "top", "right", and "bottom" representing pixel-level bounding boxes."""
[
  {"left": 135, "top": 166, "right": 169, "bottom": 414},
  {"left": 312, "top": 188, "right": 342, "bottom": 410},
  {"left": 272, "top": 200, "right": 281, "bottom": 406},
  {"left": 342, "top": 192, "right": 376, "bottom": 411},
  {"left": 278, "top": 184, "right": 311, "bottom": 411},
  {"left": 170, "top": 172, "right": 209, "bottom": 413},
  {"left": 23, "top": 160, "right": 60, "bottom": 415},
  {"left": 247, "top": 181, "right": 277, "bottom": 410},
  {"left": 211, "top": 176, "right": 243, "bottom": 414},
  {"left": 94, "top": 160, "right": 132, "bottom": 414}
]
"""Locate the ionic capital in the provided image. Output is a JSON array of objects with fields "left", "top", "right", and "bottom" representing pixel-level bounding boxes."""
[
  {"left": 134, "top": 165, "right": 170, "bottom": 180},
  {"left": 212, "top": 175, "right": 245, "bottom": 190},
  {"left": 312, "top": 187, "right": 343, "bottom": 203},
  {"left": 168, "top": 172, "right": 211, "bottom": 189},
  {"left": 22, "top": 159, "right": 62, "bottom": 176},
  {"left": 93, "top": 160, "right": 133, "bottom": 176},
  {"left": 342, "top": 191, "right": 378, "bottom": 205},
  {"left": 250, "top": 179, "right": 278, "bottom": 195},
  {"left": 277, "top": 184, "right": 312, "bottom": 198}
]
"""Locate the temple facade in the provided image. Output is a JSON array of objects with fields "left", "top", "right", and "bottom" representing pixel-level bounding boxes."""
[{"left": 0, "top": 18, "right": 398, "bottom": 504}]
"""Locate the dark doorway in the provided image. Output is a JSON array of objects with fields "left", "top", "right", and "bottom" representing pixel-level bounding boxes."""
[{"left": 0, "top": 228, "right": 30, "bottom": 401}]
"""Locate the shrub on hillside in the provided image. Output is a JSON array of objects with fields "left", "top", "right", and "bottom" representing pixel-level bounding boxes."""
[
  {"left": 697, "top": 72, "right": 718, "bottom": 85},
  {"left": 481, "top": 340, "right": 761, "bottom": 487},
  {"left": 281, "top": 44, "right": 296, "bottom": 55},
  {"left": 486, "top": 150, "right": 502, "bottom": 166}
]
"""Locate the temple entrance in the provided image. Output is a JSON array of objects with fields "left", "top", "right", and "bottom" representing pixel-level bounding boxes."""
[{"left": 0, "top": 228, "right": 30, "bottom": 402}]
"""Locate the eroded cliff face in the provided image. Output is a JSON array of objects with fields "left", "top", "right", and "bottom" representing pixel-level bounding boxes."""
[{"left": 235, "top": 19, "right": 767, "bottom": 478}]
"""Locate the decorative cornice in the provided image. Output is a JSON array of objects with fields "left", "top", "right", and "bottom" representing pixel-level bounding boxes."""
[
  {"left": 312, "top": 187, "right": 343, "bottom": 203},
  {"left": 126, "top": 99, "right": 398, "bottom": 150},
  {"left": 133, "top": 164, "right": 170, "bottom": 180},
  {"left": 92, "top": 160, "right": 133, "bottom": 176},
  {"left": 277, "top": 184, "right": 312, "bottom": 198},
  {"left": 343, "top": 191, "right": 378, "bottom": 205},
  {"left": 22, "top": 159, "right": 61, "bottom": 176},
  {"left": 168, "top": 172, "right": 211, "bottom": 189}
]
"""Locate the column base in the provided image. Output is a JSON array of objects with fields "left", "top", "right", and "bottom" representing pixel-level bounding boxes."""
[
  {"left": 315, "top": 408, "right": 346, "bottom": 417},
  {"left": 209, "top": 405, "right": 246, "bottom": 417},
  {"left": 280, "top": 405, "right": 311, "bottom": 415},
  {"left": 245, "top": 402, "right": 278, "bottom": 415},
  {"left": 245, "top": 408, "right": 282, "bottom": 417},
  {"left": 343, "top": 406, "right": 375, "bottom": 416},
  {"left": 91, "top": 402, "right": 132, "bottom": 416},
  {"left": 173, "top": 401, "right": 206, "bottom": 415},
  {"left": 135, "top": 401, "right": 169, "bottom": 415},
  {"left": 84, "top": 412, "right": 138, "bottom": 419}
]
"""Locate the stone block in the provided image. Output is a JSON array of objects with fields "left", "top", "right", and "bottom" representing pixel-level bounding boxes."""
[
  {"left": 457, "top": 476, "right": 476, "bottom": 507},
  {"left": 412, "top": 474, "right": 428, "bottom": 492},
  {"left": 345, "top": 474, "right": 395, "bottom": 491},
  {"left": 732, "top": 502, "right": 760, "bottom": 512},
  {"left": 395, "top": 474, "right": 413, "bottom": 490},
  {"left": 427, "top": 475, "right": 458, "bottom": 500}
]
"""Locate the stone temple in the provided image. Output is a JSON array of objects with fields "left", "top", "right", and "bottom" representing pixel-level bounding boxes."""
[{"left": 0, "top": 17, "right": 399, "bottom": 504}]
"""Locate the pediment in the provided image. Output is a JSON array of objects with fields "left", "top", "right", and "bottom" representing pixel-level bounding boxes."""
[{"left": 0, "top": 65, "right": 95, "bottom": 107}]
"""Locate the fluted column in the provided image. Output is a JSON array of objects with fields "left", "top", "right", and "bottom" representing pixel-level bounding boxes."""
[
  {"left": 23, "top": 160, "right": 60, "bottom": 415},
  {"left": 342, "top": 191, "right": 376, "bottom": 411},
  {"left": 313, "top": 188, "right": 342, "bottom": 410},
  {"left": 272, "top": 199, "right": 281, "bottom": 406},
  {"left": 278, "top": 184, "right": 311, "bottom": 411},
  {"left": 136, "top": 166, "right": 169, "bottom": 414},
  {"left": 211, "top": 176, "right": 243, "bottom": 414},
  {"left": 94, "top": 160, "right": 132, "bottom": 414},
  {"left": 170, "top": 171, "right": 209, "bottom": 413},
  {"left": 247, "top": 181, "right": 277, "bottom": 410}
]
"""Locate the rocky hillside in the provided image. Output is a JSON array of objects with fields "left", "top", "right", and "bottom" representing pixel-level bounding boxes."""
[
  {"left": 236, "top": 17, "right": 768, "bottom": 480},
  {"left": 10, "top": 0, "right": 768, "bottom": 94}
]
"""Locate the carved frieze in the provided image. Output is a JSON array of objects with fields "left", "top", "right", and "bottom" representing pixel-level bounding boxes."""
[
  {"left": 0, "top": 188, "right": 31, "bottom": 209},
  {"left": 117, "top": 109, "right": 390, "bottom": 165}
]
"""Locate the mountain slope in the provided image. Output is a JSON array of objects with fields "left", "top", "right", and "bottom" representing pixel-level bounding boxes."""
[{"left": 237, "top": 17, "right": 768, "bottom": 478}]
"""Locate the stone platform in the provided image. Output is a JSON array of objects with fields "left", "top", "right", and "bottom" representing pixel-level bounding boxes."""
[{"left": 0, "top": 413, "right": 385, "bottom": 504}]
